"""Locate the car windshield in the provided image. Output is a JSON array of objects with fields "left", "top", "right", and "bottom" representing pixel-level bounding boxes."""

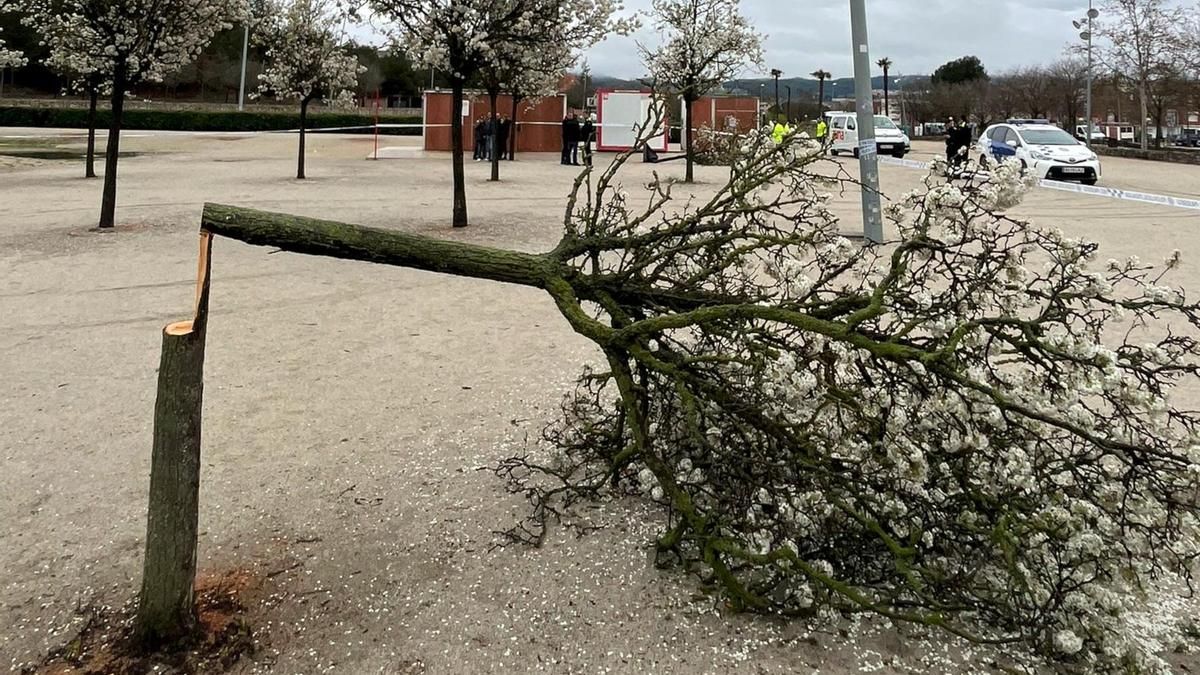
[
  {"left": 1019, "top": 128, "right": 1078, "bottom": 145},
  {"left": 874, "top": 116, "right": 897, "bottom": 129}
]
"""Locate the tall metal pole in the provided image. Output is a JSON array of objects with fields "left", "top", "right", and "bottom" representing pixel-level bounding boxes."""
[
  {"left": 237, "top": 23, "right": 249, "bottom": 112},
  {"left": 1086, "top": 0, "right": 1094, "bottom": 148},
  {"left": 849, "top": 0, "right": 883, "bottom": 243}
]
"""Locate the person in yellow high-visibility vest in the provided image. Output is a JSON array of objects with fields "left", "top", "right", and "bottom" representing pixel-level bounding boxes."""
[
  {"left": 772, "top": 120, "right": 786, "bottom": 144},
  {"left": 816, "top": 118, "right": 829, "bottom": 143}
]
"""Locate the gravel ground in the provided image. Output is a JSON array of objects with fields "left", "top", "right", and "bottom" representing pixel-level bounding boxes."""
[{"left": 2, "top": 129, "right": 1200, "bottom": 674}]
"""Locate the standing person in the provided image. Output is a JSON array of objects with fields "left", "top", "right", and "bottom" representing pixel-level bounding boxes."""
[
  {"left": 561, "top": 112, "right": 574, "bottom": 165},
  {"left": 473, "top": 117, "right": 485, "bottom": 161},
  {"left": 482, "top": 115, "right": 495, "bottom": 162},
  {"left": 496, "top": 115, "right": 511, "bottom": 161},
  {"left": 581, "top": 113, "right": 595, "bottom": 166},
  {"left": 944, "top": 117, "right": 959, "bottom": 166},
  {"left": 815, "top": 116, "right": 828, "bottom": 144},
  {"left": 953, "top": 120, "right": 973, "bottom": 170},
  {"left": 563, "top": 111, "right": 581, "bottom": 166}
]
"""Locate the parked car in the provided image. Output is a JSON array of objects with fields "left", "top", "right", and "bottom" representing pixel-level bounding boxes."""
[
  {"left": 1174, "top": 129, "right": 1200, "bottom": 148},
  {"left": 825, "top": 112, "right": 911, "bottom": 158},
  {"left": 1074, "top": 124, "right": 1107, "bottom": 143},
  {"left": 976, "top": 120, "right": 1101, "bottom": 185}
]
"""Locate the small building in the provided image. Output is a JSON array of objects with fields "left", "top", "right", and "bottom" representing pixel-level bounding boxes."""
[
  {"left": 682, "top": 95, "right": 761, "bottom": 143},
  {"left": 422, "top": 90, "right": 568, "bottom": 153}
]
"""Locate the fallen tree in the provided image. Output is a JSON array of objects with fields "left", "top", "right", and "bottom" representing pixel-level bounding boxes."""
[{"left": 145, "top": 132, "right": 1200, "bottom": 670}]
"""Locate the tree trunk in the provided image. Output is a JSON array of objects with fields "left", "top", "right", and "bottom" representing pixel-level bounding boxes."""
[
  {"left": 818, "top": 81, "right": 825, "bottom": 115},
  {"left": 509, "top": 95, "right": 519, "bottom": 161},
  {"left": 1139, "top": 85, "right": 1149, "bottom": 151},
  {"left": 297, "top": 98, "right": 310, "bottom": 180},
  {"left": 98, "top": 71, "right": 127, "bottom": 229},
  {"left": 684, "top": 96, "right": 695, "bottom": 184},
  {"left": 450, "top": 81, "right": 468, "bottom": 227},
  {"left": 489, "top": 88, "right": 500, "bottom": 182},
  {"left": 883, "top": 68, "right": 889, "bottom": 118},
  {"left": 201, "top": 204, "right": 552, "bottom": 287},
  {"left": 86, "top": 89, "right": 98, "bottom": 179},
  {"left": 135, "top": 233, "right": 212, "bottom": 646}
]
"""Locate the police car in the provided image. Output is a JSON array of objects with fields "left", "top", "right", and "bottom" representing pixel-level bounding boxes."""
[{"left": 976, "top": 119, "right": 1101, "bottom": 185}]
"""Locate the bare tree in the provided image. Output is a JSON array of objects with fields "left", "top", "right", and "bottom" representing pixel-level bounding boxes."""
[
  {"left": 1047, "top": 57, "right": 1088, "bottom": 130},
  {"left": 1095, "top": 0, "right": 1185, "bottom": 150}
]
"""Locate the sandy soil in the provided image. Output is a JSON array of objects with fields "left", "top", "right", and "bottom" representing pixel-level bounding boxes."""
[{"left": 2, "top": 129, "right": 1200, "bottom": 674}]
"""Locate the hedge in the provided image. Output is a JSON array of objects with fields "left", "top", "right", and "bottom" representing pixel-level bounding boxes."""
[
  {"left": 0, "top": 106, "right": 423, "bottom": 135},
  {"left": 1093, "top": 144, "right": 1200, "bottom": 166}
]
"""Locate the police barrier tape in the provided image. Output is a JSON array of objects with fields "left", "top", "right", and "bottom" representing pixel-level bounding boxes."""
[{"left": 876, "top": 156, "right": 1200, "bottom": 212}]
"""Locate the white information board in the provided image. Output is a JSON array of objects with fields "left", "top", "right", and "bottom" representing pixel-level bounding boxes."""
[{"left": 596, "top": 91, "right": 669, "bottom": 152}]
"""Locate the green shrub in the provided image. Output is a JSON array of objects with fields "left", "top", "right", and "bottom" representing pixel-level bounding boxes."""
[{"left": 0, "top": 106, "right": 422, "bottom": 135}]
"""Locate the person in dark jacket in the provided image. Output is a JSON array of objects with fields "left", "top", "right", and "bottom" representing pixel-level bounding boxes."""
[
  {"left": 473, "top": 117, "right": 485, "bottom": 161},
  {"left": 562, "top": 112, "right": 581, "bottom": 165},
  {"left": 496, "top": 115, "right": 511, "bottom": 161},
  {"left": 580, "top": 114, "right": 595, "bottom": 166}
]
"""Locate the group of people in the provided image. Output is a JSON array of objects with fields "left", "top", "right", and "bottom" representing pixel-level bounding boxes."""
[
  {"left": 561, "top": 111, "right": 596, "bottom": 166},
  {"left": 473, "top": 115, "right": 513, "bottom": 162},
  {"left": 944, "top": 117, "right": 974, "bottom": 170}
]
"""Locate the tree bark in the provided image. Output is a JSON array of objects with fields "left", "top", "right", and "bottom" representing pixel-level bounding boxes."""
[
  {"left": 98, "top": 70, "right": 127, "bottom": 229},
  {"left": 450, "top": 81, "right": 469, "bottom": 227},
  {"left": 135, "top": 233, "right": 213, "bottom": 646},
  {"left": 684, "top": 95, "right": 696, "bottom": 184},
  {"left": 201, "top": 204, "right": 554, "bottom": 288},
  {"left": 297, "top": 97, "right": 310, "bottom": 180},
  {"left": 1139, "top": 85, "right": 1149, "bottom": 151},
  {"left": 489, "top": 88, "right": 500, "bottom": 182},
  {"left": 509, "top": 95, "right": 519, "bottom": 161},
  {"left": 86, "top": 89, "right": 98, "bottom": 179}
]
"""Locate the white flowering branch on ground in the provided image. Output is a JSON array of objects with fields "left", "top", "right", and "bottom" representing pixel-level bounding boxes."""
[{"left": 495, "top": 130, "right": 1200, "bottom": 672}]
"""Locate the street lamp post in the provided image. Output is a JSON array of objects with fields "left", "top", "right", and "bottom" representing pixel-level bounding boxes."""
[
  {"left": 1074, "top": 3, "right": 1100, "bottom": 147},
  {"left": 237, "top": 22, "right": 250, "bottom": 112},
  {"left": 849, "top": 0, "right": 883, "bottom": 243},
  {"left": 770, "top": 68, "right": 782, "bottom": 115},
  {"left": 785, "top": 85, "right": 791, "bottom": 120}
]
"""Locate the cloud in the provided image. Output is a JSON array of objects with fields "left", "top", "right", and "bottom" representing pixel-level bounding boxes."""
[{"left": 583, "top": 0, "right": 1094, "bottom": 79}]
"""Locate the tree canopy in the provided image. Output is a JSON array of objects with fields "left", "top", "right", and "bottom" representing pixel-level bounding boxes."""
[{"left": 931, "top": 55, "right": 988, "bottom": 85}]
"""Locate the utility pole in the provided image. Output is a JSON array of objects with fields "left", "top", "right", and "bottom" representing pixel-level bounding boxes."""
[
  {"left": 849, "top": 0, "right": 883, "bottom": 243},
  {"left": 785, "top": 85, "right": 791, "bottom": 121},
  {"left": 238, "top": 22, "right": 250, "bottom": 112}
]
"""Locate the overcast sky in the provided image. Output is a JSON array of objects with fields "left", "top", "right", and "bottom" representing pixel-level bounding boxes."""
[{"left": 581, "top": 0, "right": 1094, "bottom": 79}]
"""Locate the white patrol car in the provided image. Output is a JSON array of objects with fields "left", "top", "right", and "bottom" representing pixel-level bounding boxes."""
[
  {"left": 976, "top": 119, "right": 1101, "bottom": 185},
  {"left": 825, "top": 111, "right": 911, "bottom": 158}
]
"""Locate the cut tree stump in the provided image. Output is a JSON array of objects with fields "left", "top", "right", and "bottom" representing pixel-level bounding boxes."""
[{"left": 135, "top": 231, "right": 212, "bottom": 646}]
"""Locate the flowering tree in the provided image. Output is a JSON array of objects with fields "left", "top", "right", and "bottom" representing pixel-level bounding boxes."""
[
  {"left": 13, "top": 0, "right": 108, "bottom": 177},
  {"left": 362, "top": 0, "right": 630, "bottom": 227},
  {"left": 20, "top": 0, "right": 245, "bottom": 228},
  {"left": 1095, "top": 0, "right": 1185, "bottom": 150},
  {"left": 0, "top": 24, "right": 24, "bottom": 70},
  {"left": 200, "top": 125, "right": 1200, "bottom": 672},
  {"left": 642, "top": 0, "right": 763, "bottom": 183},
  {"left": 502, "top": 44, "right": 570, "bottom": 162},
  {"left": 478, "top": 0, "right": 630, "bottom": 183},
  {"left": 256, "top": 0, "right": 363, "bottom": 180}
]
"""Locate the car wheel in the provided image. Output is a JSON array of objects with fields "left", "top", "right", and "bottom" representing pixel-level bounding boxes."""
[
  {"left": 853, "top": 148, "right": 860, "bottom": 159},
  {"left": 1082, "top": 179, "right": 1098, "bottom": 186},
  {"left": 978, "top": 154, "right": 989, "bottom": 169},
  {"left": 829, "top": 149, "right": 838, "bottom": 156},
  {"left": 1019, "top": 160, "right": 1028, "bottom": 175},
  {"left": 893, "top": 151, "right": 906, "bottom": 159}
]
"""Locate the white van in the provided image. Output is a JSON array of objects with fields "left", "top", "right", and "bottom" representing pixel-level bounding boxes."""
[{"left": 825, "top": 112, "right": 911, "bottom": 158}]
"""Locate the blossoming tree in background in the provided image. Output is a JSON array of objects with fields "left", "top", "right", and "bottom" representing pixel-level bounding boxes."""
[
  {"left": 359, "top": 0, "right": 632, "bottom": 227},
  {"left": 641, "top": 0, "right": 763, "bottom": 183},
  {"left": 18, "top": 0, "right": 246, "bottom": 229},
  {"left": 478, "top": 0, "right": 632, "bottom": 183},
  {"left": 256, "top": 0, "right": 363, "bottom": 180},
  {"left": 13, "top": 0, "right": 108, "bottom": 178}
]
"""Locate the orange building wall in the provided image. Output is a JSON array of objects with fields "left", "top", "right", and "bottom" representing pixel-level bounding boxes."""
[
  {"left": 686, "top": 96, "right": 760, "bottom": 135},
  {"left": 423, "top": 91, "right": 567, "bottom": 153}
]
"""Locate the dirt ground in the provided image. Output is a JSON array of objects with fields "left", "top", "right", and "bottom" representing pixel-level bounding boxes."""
[{"left": 2, "top": 129, "right": 1200, "bottom": 674}]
